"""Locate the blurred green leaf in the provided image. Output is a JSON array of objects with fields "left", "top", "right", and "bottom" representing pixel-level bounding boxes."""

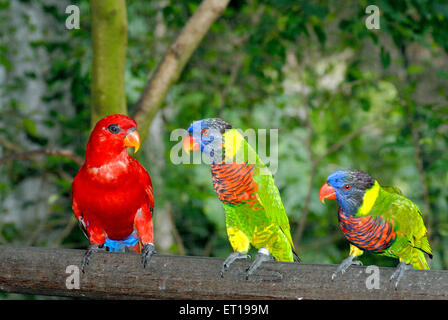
[{"left": 23, "top": 118, "right": 37, "bottom": 137}]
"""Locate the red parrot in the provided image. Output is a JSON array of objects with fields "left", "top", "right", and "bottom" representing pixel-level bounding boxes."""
[{"left": 71, "top": 114, "right": 156, "bottom": 272}]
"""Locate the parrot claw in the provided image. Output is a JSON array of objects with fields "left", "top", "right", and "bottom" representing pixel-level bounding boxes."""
[
  {"left": 390, "top": 261, "right": 412, "bottom": 289},
  {"left": 81, "top": 244, "right": 104, "bottom": 273},
  {"left": 245, "top": 250, "right": 274, "bottom": 280},
  {"left": 142, "top": 243, "right": 157, "bottom": 268},
  {"left": 220, "top": 251, "right": 251, "bottom": 277},
  {"left": 331, "top": 255, "right": 362, "bottom": 280}
]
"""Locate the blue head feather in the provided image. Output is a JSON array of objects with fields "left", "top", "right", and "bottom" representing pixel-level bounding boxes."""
[
  {"left": 187, "top": 119, "right": 214, "bottom": 153},
  {"left": 186, "top": 118, "right": 232, "bottom": 160},
  {"left": 327, "top": 169, "right": 375, "bottom": 215}
]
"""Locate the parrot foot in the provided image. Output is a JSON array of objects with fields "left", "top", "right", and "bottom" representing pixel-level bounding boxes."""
[
  {"left": 142, "top": 243, "right": 157, "bottom": 268},
  {"left": 81, "top": 244, "right": 104, "bottom": 273},
  {"left": 331, "top": 255, "right": 363, "bottom": 280},
  {"left": 245, "top": 248, "right": 274, "bottom": 280},
  {"left": 220, "top": 251, "right": 251, "bottom": 278},
  {"left": 390, "top": 261, "right": 412, "bottom": 289}
]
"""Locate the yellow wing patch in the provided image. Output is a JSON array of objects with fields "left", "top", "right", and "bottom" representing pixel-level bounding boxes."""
[
  {"left": 227, "top": 226, "right": 250, "bottom": 253},
  {"left": 349, "top": 244, "right": 364, "bottom": 257},
  {"left": 251, "top": 224, "right": 276, "bottom": 248}
]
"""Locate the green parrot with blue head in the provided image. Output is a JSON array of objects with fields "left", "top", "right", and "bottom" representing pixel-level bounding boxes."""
[
  {"left": 319, "top": 169, "right": 432, "bottom": 288},
  {"left": 183, "top": 118, "right": 299, "bottom": 279}
]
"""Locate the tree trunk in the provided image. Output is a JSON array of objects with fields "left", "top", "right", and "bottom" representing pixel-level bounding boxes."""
[{"left": 90, "top": 0, "right": 128, "bottom": 126}]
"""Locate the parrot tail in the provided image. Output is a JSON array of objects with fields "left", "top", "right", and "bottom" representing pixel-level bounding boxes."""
[
  {"left": 292, "top": 248, "right": 301, "bottom": 263},
  {"left": 410, "top": 249, "right": 430, "bottom": 270},
  {"left": 413, "top": 235, "right": 432, "bottom": 270},
  {"left": 403, "top": 233, "right": 431, "bottom": 270},
  {"left": 416, "top": 236, "right": 433, "bottom": 258}
]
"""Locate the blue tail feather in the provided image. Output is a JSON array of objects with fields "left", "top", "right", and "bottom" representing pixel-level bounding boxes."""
[{"left": 104, "top": 230, "right": 139, "bottom": 252}]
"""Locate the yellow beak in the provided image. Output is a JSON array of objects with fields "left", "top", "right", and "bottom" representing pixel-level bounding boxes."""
[{"left": 124, "top": 129, "right": 141, "bottom": 153}]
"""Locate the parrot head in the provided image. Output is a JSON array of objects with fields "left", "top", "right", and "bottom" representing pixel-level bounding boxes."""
[
  {"left": 319, "top": 169, "right": 375, "bottom": 215},
  {"left": 183, "top": 118, "right": 232, "bottom": 160},
  {"left": 86, "top": 114, "right": 141, "bottom": 163}
]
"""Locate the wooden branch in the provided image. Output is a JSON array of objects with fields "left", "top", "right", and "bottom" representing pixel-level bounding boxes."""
[
  {"left": 0, "top": 149, "right": 83, "bottom": 166},
  {"left": 0, "top": 135, "right": 22, "bottom": 153},
  {"left": 90, "top": 0, "right": 128, "bottom": 125},
  {"left": 1, "top": 246, "right": 447, "bottom": 300},
  {"left": 132, "top": 0, "right": 231, "bottom": 141}
]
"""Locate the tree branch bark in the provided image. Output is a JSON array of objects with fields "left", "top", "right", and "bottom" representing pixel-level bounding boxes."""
[
  {"left": 132, "top": 0, "right": 231, "bottom": 141},
  {"left": 0, "top": 148, "right": 83, "bottom": 166},
  {"left": 1, "top": 246, "right": 447, "bottom": 300}
]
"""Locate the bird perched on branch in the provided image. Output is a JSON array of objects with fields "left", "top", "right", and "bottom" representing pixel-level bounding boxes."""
[
  {"left": 319, "top": 169, "right": 432, "bottom": 288},
  {"left": 183, "top": 118, "right": 298, "bottom": 279},
  {"left": 72, "top": 114, "right": 156, "bottom": 272}
]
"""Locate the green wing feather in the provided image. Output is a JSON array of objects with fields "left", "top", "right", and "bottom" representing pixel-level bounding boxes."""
[
  {"left": 229, "top": 129, "right": 295, "bottom": 250},
  {"left": 371, "top": 185, "right": 432, "bottom": 267},
  {"left": 382, "top": 186, "right": 403, "bottom": 195}
]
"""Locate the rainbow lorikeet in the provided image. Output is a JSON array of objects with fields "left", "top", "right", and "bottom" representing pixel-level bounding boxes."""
[
  {"left": 183, "top": 118, "right": 298, "bottom": 279},
  {"left": 72, "top": 114, "right": 156, "bottom": 272},
  {"left": 319, "top": 169, "right": 432, "bottom": 287}
]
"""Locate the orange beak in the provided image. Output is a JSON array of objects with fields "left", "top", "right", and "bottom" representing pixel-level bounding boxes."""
[
  {"left": 124, "top": 129, "right": 141, "bottom": 153},
  {"left": 319, "top": 183, "right": 337, "bottom": 204},
  {"left": 182, "top": 135, "right": 200, "bottom": 154}
]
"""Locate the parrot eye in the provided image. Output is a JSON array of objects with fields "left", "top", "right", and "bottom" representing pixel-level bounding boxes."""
[
  {"left": 202, "top": 128, "right": 209, "bottom": 136},
  {"left": 108, "top": 124, "right": 121, "bottom": 134},
  {"left": 344, "top": 184, "right": 351, "bottom": 190}
]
